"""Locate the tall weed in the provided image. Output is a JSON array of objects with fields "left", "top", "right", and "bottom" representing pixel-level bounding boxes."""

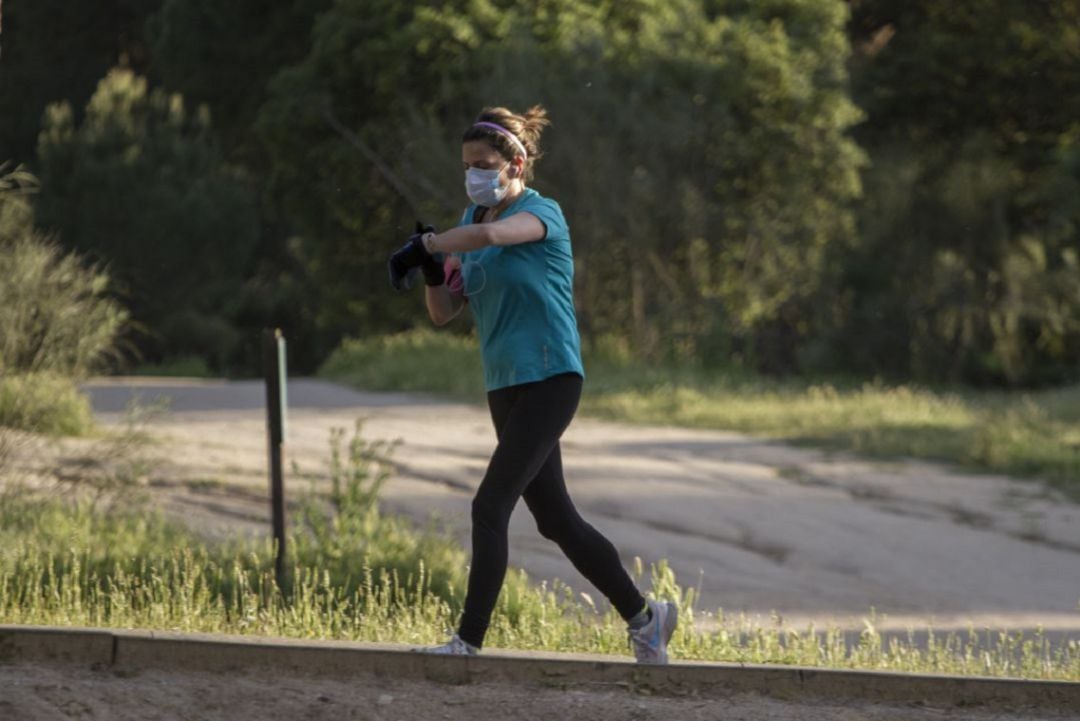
[
  {"left": 0, "top": 165, "right": 127, "bottom": 438},
  {"left": 0, "top": 228, "right": 127, "bottom": 378},
  {"left": 1, "top": 489, "right": 1075, "bottom": 680},
  {"left": 0, "top": 373, "right": 94, "bottom": 437}
]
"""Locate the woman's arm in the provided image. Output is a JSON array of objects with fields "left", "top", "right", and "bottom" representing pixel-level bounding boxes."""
[
  {"left": 425, "top": 212, "right": 545, "bottom": 254},
  {"left": 425, "top": 283, "right": 466, "bottom": 326}
]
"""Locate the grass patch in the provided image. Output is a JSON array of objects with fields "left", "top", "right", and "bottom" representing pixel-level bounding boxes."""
[
  {"left": 0, "top": 372, "right": 95, "bottom": 436},
  {"left": 320, "top": 330, "right": 1080, "bottom": 498},
  {"left": 319, "top": 329, "right": 485, "bottom": 399},
  {"left": 2, "top": 423, "right": 1076, "bottom": 679},
  {"left": 183, "top": 477, "right": 225, "bottom": 493},
  {"left": 581, "top": 379, "right": 1080, "bottom": 498}
]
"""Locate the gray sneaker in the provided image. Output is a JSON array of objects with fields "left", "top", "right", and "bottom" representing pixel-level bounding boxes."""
[
  {"left": 414, "top": 634, "right": 480, "bottom": 656},
  {"left": 628, "top": 599, "right": 678, "bottom": 664}
]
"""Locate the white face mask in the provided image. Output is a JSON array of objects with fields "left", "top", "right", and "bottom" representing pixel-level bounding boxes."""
[{"left": 465, "top": 164, "right": 510, "bottom": 207}]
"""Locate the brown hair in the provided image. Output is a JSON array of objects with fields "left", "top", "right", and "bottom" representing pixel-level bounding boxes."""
[{"left": 462, "top": 105, "right": 550, "bottom": 181}]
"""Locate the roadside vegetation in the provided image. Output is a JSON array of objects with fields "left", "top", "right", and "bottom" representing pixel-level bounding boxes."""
[
  {"left": 2, "top": 426, "right": 1077, "bottom": 681},
  {"left": 321, "top": 330, "right": 1080, "bottom": 500},
  {"left": 0, "top": 166, "right": 126, "bottom": 440}
]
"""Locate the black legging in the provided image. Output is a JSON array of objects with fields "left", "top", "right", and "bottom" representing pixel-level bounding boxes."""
[{"left": 457, "top": 372, "right": 647, "bottom": 649}]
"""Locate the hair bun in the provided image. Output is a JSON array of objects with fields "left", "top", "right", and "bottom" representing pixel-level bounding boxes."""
[{"left": 520, "top": 105, "right": 550, "bottom": 143}]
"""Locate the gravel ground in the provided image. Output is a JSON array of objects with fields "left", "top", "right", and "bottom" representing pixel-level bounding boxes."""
[{"left": 0, "top": 663, "right": 1072, "bottom": 721}]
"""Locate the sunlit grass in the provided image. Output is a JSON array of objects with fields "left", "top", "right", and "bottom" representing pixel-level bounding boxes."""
[
  {"left": 1, "top": 494, "right": 1076, "bottom": 680},
  {"left": 581, "top": 381, "right": 1080, "bottom": 498},
  {"left": 0, "top": 372, "right": 96, "bottom": 436},
  {"left": 3, "top": 422, "right": 1077, "bottom": 681},
  {"left": 320, "top": 330, "right": 485, "bottom": 399}
]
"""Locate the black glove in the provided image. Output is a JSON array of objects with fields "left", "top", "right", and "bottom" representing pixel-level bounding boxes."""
[
  {"left": 387, "top": 254, "right": 420, "bottom": 291},
  {"left": 388, "top": 222, "right": 445, "bottom": 290}
]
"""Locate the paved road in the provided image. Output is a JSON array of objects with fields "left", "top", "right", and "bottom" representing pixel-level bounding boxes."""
[{"left": 80, "top": 377, "right": 1080, "bottom": 642}]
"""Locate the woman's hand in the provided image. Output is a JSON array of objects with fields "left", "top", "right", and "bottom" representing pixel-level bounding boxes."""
[
  {"left": 444, "top": 255, "right": 464, "bottom": 296},
  {"left": 388, "top": 222, "right": 445, "bottom": 290}
]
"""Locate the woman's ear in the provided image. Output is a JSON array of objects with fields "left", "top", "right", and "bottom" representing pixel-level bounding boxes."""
[{"left": 509, "top": 156, "right": 525, "bottom": 179}]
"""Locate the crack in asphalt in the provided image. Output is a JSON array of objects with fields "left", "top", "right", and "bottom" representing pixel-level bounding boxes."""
[{"left": 775, "top": 465, "right": 1080, "bottom": 556}]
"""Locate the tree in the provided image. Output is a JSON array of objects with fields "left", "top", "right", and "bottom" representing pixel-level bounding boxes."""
[
  {"left": 146, "top": 0, "right": 332, "bottom": 162},
  {"left": 144, "top": 0, "right": 335, "bottom": 371},
  {"left": 35, "top": 69, "right": 259, "bottom": 370},
  {"left": 0, "top": 0, "right": 161, "bottom": 166},
  {"left": 257, "top": 0, "right": 865, "bottom": 370},
  {"left": 841, "top": 0, "right": 1080, "bottom": 383}
]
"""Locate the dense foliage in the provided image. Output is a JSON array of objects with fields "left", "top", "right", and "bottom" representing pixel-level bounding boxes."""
[
  {"left": 35, "top": 69, "right": 259, "bottom": 369},
  {"left": 0, "top": 0, "right": 1077, "bottom": 384},
  {"left": 846, "top": 0, "right": 1080, "bottom": 384}
]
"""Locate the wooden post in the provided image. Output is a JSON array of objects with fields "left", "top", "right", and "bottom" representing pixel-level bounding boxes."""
[{"left": 263, "top": 328, "right": 288, "bottom": 591}]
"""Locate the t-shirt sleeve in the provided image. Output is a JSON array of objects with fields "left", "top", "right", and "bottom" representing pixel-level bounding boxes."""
[{"left": 520, "top": 197, "right": 568, "bottom": 242}]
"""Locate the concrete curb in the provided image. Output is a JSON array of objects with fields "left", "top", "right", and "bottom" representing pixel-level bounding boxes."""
[{"left": 1, "top": 625, "right": 1077, "bottom": 711}]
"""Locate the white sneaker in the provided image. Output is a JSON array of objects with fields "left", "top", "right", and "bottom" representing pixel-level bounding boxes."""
[
  {"left": 414, "top": 634, "right": 480, "bottom": 656},
  {"left": 628, "top": 599, "right": 678, "bottom": 664}
]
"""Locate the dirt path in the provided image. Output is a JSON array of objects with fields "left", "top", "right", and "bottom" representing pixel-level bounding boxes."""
[
  {"left": 64, "top": 377, "right": 1080, "bottom": 641},
  {"left": 1, "top": 662, "right": 1071, "bottom": 721}
]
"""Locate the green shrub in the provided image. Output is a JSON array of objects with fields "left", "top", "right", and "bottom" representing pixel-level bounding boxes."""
[
  {"left": 132, "top": 355, "right": 213, "bottom": 378},
  {"left": 0, "top": 373, "right": 95, "bottom": 436},
  {"left": 319, "top": 329, "right": 485, "bottom": 399},
  {"left": 0, "top": 234, "right": 127, "bottom": 379},
  {"left": 0, "top": 166, "right": 127, "bottom": 437},
  {"left": 0, "top": 167, "right": 127, "bottom": 379}
]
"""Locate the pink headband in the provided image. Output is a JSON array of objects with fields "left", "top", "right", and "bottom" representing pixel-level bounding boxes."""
[{"left": 472, "top": 121, "right": 528, "bottom": 160}]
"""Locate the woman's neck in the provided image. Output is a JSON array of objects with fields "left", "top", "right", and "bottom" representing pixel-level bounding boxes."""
[{"left": 493, "top": 181, "right": 526, "bottom": 215}]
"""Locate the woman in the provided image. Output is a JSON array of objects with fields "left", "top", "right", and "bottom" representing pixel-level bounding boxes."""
[{"left": 387, "top": 105, "right": 677, "bottom": 664}]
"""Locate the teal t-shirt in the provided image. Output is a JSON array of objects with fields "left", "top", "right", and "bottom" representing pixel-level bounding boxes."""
[{"left": 457, "top": 188, "right": 585, "bottom": 392}]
